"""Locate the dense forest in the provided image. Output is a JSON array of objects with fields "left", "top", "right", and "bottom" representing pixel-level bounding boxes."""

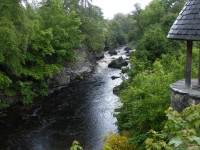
[
  {"left": 0, "top": 0, "right": 129, "bottom": 113},
  {"left": 1, "top": 0, "right": 200, "bottom": 149},
  {"left": 0, "top": 1, "right": 130, "bottom": 148}
]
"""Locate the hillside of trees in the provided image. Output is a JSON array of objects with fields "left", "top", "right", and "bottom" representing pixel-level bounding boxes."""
[
  {"left": 0, "top": 0, "right": 131, "bottom": 114},
  {"left": 0, "top": 0, "right": 134, "bottom": 115},
  {"left": 103, "top": 0, "right": 200, "bottom": 149}
]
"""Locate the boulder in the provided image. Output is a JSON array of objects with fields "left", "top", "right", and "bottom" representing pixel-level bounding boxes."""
[
  {"left": 124, "top": 46, "right": 131, "bottom": 51},
  {"left": 108, "top": 57, "right": 128, "bottom": 69},
  {"left": 108, "top": 49, "right": 117, "bottom": 56},
  {"left": 103, "top": 45, "right": 112, "bottom": 51},
  {"left": 111, "top": 76, "right": 120, "bottom": 80},
  {"left": 121, "top": 67, "right": 129, "bottom": 74},
  {"left": 49, "top": 49, "right": 95, "bottom": 88},
  {"left": 113, "top": 83, "right": 125, "bottom": 95},
  {"left": 96, "top": 52, "right": 104, "bottom": 60},
  {"left": 125, "top": 52, "right": 131, "bottom": 56},
  {"left": 124, "top": 46, "right": 132, "bottom": 55}
]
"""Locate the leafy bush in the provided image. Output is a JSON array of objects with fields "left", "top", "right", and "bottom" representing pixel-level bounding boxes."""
[
  {"left": 115, "top": 50, "right": 194, "bottom": 148},
  {"left": 0, "top": 100, "right": 9, "bottom": 117},
  {"left": 137, "top": 24, "right": 168, "bottom": 62},
  {"left": 17, "top": 81, "right": 38, "bottom": 104},
  {"left": 70, "top": 141, "right": 83, "bottom": 150},
  {"left": 102, "top": 132, "right": 135, "bottom": 150},
  {"left": 145, "top": 104, "right": 200, "bottom": 150},
  {"left": 0, "top": 72, "right": 12, "bottom": 90}
]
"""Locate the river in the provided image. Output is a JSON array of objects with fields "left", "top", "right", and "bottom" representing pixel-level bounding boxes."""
[{"left": 0, "top": 47, "right": 129, "bottom": 150}]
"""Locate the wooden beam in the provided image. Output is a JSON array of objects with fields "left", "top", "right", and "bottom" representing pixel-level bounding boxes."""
[
  {"left": 199, "top": 49, "right": 200, "bottom": 85},
  {"left": 185, "top": 40, "right": 193, "bottom": 88}
]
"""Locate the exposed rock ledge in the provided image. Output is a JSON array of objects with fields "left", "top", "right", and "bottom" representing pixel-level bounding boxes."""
[
  {"left": 48, "top": 49, "right": 96, "bottom": 90},
  {"left": 170, "top": 79, "right": 200, "bottom": 112}
]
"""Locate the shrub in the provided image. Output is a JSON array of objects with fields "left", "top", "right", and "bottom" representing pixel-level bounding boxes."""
[
  {"left": 145, "top": 104, "right": 200, "bottom": 150},
  {"left": 102, "top": 133, "right": 135, "bottom": 150}
]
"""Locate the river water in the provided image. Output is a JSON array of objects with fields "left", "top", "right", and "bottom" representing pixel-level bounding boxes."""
[{"left": 0, "top": 47, "right": 128, "bottom": 150}]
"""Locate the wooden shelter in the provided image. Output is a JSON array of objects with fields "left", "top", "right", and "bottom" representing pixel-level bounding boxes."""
[{"left": 167, "top": 0, "right": 200, "bottom": 88}]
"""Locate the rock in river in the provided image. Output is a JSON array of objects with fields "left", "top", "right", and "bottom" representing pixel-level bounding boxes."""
[
  {"left": 108, "top": 56, "right": 128, "bottom": 69},
  {"left": 111, "top": 76, "right": 120, "bottom": 80},
  {"left": 108, "top": 49, "right": 117, "bottom": 56},
  {"left": 124, "top": 46, "right": 131, "bottom": 51}
]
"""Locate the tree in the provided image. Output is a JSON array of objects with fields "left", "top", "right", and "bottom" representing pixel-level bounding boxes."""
[
  {"left": 128, "top": 3, "right": 144, "bottom": 42},
  {"left": 137, "top": 24, "right": 168, "bottom": 62},
  {"left": 79, "top": 5, "right": 106, "bottom": 53},
  {"left": 18, "top": 0, "right": 84, "bottom": 103},
  {"left": 105, "top": 13, "right": 131, "bottom": 48},
  {"left": 0, "top": 0, "right": 84, "bottom": 106},
  {"left": 0, "top": 0, "right": 29, "bottom": 76}
]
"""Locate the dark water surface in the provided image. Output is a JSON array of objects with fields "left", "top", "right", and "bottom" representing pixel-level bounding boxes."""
[{"left": 0, "top": 47, "right": 128, "bottom": 150}]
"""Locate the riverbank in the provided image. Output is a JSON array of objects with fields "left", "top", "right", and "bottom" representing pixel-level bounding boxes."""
[
  {"left": 0, "top": 48, "right": 101, "bottom": 113},
  {"left": 0, "top": 46, "right": 131, "bottom": 149}
]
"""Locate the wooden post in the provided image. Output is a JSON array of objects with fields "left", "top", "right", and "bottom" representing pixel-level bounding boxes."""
[
  {"left": 185, "top": 40, "right": 193, "bottom": 88},
  {"left": 199, "top": 49, "right": 200, "bottom": 85}
]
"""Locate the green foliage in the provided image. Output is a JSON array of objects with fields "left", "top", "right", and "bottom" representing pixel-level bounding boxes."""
[
  {"left": 16, "top": 0, "right": 83, "bottom": 104},
  {"left": 0, "top": 0, "right": 109, "bottom": 114},
  {"left": 80, "top": 5, "right": 106, "bottom": 53},
  {"left": 114, "top": 0, "right": 198, "bottom": 149},
  {"left": 145, "top": 105, "right": 200, "bottom": 150},
  {"left": 70, "top": 140, "right": 83, "bottom": 150},
  {"left": 17, "top": 81, "right": 38, "bottom": 104},
  {"left": 63, "top": 0, "right": 106, "bottom": 53},
  {"left": 21, "top": 64, "right": 60, "bottom": 80},
  {"left": 36, "top": 0, "right": 84, "bottom": 62},
  {"left": 31, "top": 28, "right": 54, "bottom": 56},
  {"left": 0, "top": 100, "right": 9, "bottom": 117},
  {"left": 128, "top": 0, "right": 185, "bottom": 62},
  {"left": 116, "top": 46, "right": 200, "bottom": 148},
  {"left": 141, "top": 0, "right": 165, "bottom": 28},
  {"left": 137, "top": 24, "right": 168, "bottom": 62},
  {"left": 0, "top": 100, "right": 9, "bottom": 110},
  {"left": 0, "top": 19, "right": 22, "bottom": 75},
  {"left": 102, "top": 133, "right": 135, "bottom": 150},
  {"left": 115, "top": 47, "right": 200, "bottom": 148},
  {"left": 0, "top": 0, "right": 86, "bottom": 110},
  {"left": 0, "top": 72, "right": 12, "bottom": 90},
  {"left": 105, "top": 13, "right": 131, "bottom": 48}
]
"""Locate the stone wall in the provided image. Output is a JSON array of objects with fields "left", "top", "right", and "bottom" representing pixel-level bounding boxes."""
[{"left": 170, "top": 79, "right": 200, "bottom": 112}]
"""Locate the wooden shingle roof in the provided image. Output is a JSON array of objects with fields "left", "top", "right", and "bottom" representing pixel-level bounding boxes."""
[{"left": 167, "top": 0, "right": 200, "bottom": 41}]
